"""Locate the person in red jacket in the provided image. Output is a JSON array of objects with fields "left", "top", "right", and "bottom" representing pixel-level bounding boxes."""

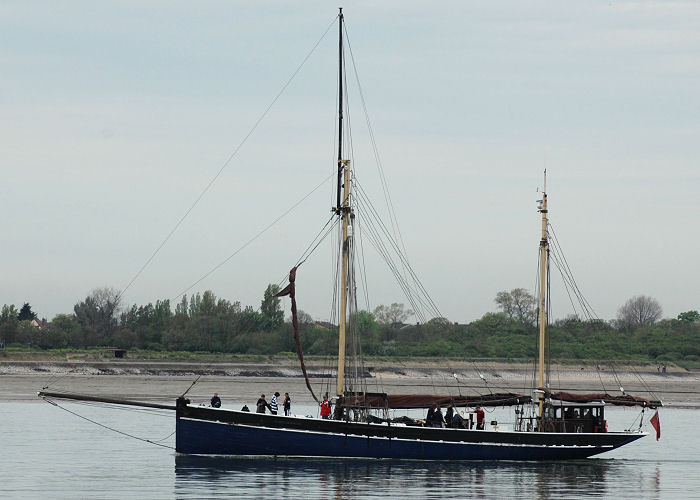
[
  {"left": 471, "top": 406, "right": 485, "bottom": 430},
  {"left": 320, "top": 395, "right": 332, "bottom": 419}
]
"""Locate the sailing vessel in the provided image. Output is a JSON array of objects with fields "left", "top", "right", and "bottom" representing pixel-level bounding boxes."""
[
  {"left": 39, "top": 9, "right": 659, "bottom": 460},
  {"left": 166, "top": 166, "right": 654, "bottom": 459}
]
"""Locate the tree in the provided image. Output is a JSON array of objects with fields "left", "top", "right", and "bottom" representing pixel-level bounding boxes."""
[
  {"left": 373, "top": 303, "right": 413, "bottom": 327},
  {"left": 73, "top": 287, "right": 122, "bottom": 346},
  {"left": 295, "top": 310, "right": 314, "bottom": 325},
  {"left": 357, "top": 310, "right": 376, "bottom": 332},
  {"left": 17, "top": 303, "right": 37, "bottom": 321},
  {"left": 494, "top": 288, "right": 536, "bottom": 327},
  {"left": 175, "top": 295, "right": 189, "bottom": 317},
  {"left": 422, "top": 317, "right": 454, "bottom": 342},
  {"left": 260, "top": 284, "right": 283, "bottom": 330},
  {"left": 677, "top": 310, "right": 700, "bottom": 323},
  {"left": 48, "top": 314, "right": 82, "bottom": 347},
  {"left": 617, "top": 295, "right": 663, "bottom": 330},
  {"left": 0, "top": 304, "right": 19, "bottom": 345}
]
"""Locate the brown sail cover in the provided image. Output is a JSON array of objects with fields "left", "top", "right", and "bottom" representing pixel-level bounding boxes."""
[
  {"left": 276, "top": 267, "right": 319, "bottom": 403},
  {"left": 545, "top": 390, "right": 661, "bottom": 408},
  {"left": 339, "top": 392, "right": 530, "bottom": 409}
]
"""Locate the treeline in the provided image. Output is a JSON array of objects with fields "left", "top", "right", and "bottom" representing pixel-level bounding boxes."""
[
  {"left": 2, "top": 288, "right": 699, "bottom": 368},
  {"left": 359, "top": 313, "right": 700, "bottom": 365}
]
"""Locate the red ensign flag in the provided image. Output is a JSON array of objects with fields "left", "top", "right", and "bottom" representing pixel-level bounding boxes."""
[{"left": 650, "top": 410, "right": 661, "bottom": 441}]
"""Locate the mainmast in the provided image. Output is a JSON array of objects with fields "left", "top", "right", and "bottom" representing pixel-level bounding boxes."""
[
  {"left": 537, "top": 171, "right": 548, "bottom": 419},
  {"left": 335, "top": 8, "right": 350, "bottom": 399},
  {"left": 336, "top": 8, "right": 344, "bottom": 216}
]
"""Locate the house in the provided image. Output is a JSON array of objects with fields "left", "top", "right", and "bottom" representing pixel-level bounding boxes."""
[{"left": 30, "top": 318, "right": 48, "bottom": 329}]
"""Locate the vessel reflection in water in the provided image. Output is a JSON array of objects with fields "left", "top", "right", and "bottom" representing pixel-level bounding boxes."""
[{"left": 174, "top": 456, "right": 620, "bottom": 499}]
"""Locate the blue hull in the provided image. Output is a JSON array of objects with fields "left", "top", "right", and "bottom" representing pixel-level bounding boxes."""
[{"left": 176, "top": 409, "right": 646, "bottom": 461}]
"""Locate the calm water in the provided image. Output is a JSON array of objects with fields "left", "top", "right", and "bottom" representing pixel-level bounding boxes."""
[{"left": 2, "top": 401, "right": 698, "bottom": 499}]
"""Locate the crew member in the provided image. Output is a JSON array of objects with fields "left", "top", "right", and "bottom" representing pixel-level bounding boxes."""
[
  {"left": 256, "top": 394, "right": 271, "bottom": 414},
  {"left": 320, "top": 395, "right": 332, "bottom": 419},
  {"left": 426, "top": 405, "right": 436, "bottom": 425},
  {"left": 431, "top": 406, "right": 445, "bottom": 428},
  {"left": 471, "top": 406, "right": 485, "bottom": 430},
  {"left": 445, "top": 405, "right": 454, "bottom": 428},
  {"left": 283, "top": 392, "right": 292, "bottom": 416},
  {"left": 270, "top": 392, "right": 280, "bottom": 415},
  {"left": 210, "top": 392, "right": 221, "bottom": 408}
]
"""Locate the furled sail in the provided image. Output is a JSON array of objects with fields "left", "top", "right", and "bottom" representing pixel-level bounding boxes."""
[
  {"left": 545, "top": 390, "right": 662, "bottom": 408},
  {"left": 276, "top": 266, "right": 319, "bottom": 403},
  {"left": 337, "top": 392, "right": 531, "bottom": 410}
]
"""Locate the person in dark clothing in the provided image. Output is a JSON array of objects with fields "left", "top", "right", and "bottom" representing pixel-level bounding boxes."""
[
  {"left": 210, "top": 392, "right": 221, "bottom": 408},
  {"left": 426, "top": 405, "right": 436, "bottom": 425},
  {"left": 431, "top": 406, "right": 445, "bottom": 428},
  {"left": 256, "top": 394, "right": 271, "bottom": 414},
  {"left": 283, "top": 392, "right": 291, "bottom": 416},
  {"left": 445, "top": 405, "right": 454, "bottom": 428},
  {"left": 241, "top": 405, "right": 250, "bottom": 412}
]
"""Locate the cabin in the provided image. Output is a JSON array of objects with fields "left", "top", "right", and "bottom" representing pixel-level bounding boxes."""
[{"left": 542, "top": 400, "right": 607, "bottom": 433}]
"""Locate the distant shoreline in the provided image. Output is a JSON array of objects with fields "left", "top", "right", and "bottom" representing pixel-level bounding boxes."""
[
  {"left": 3, "top": 353, "right": 699, "bottom": 408},
  {"left": 1, "top": 356, "right": 694, "bottom": 379},
  {"left": 1, "top": 350, "right": 695, "bottom": 378}
]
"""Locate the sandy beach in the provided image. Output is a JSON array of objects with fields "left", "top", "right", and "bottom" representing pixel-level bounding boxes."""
[{"left": 2, "top": 355, "right": 698, "bottom": 408}]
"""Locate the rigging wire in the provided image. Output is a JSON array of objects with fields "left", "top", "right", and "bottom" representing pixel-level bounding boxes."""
[
  {"left": 630, "top": 364, "right": 661, "bottom": 403},
  {"left": 546, "top": 248, "right": 552, "bottom": 389},
  {"left": 294, "top": 215, "right": 338, "bottom": 269},
  {"left": 472, "top": 362, "right": 492, "bottom": 396},
  {"left": 40, "top": 367, "right": 79, "bottom": 392},
  {"left": 344, "top": 23, "right": 437, "bottom": 323},
  {"left": 541, "top": 218, "right": 660, "bottom": 402},
  {"left": 608, "top": 362, "right": 625, "bottom": 395},
  {"left": 596, "top": 364, "right": 609, "bottom": 393},
  {"left": 42, "top": 369, "right": 108, "bottom": 396},
  {"left": 343, "top": 26, "right": 411, "bottom": 278},
  {"left": 181, "top": 181, "right": 331, "bottom": 399},
  {"left": 352, "top": 184, "right": 433, "bottom": 310},
  {"left": 117, "top": 15, "right": 338, "bottom": 304},
  {"left": 355, "top": 190, "right": 372, "bottom": 311},
  {"left": 41, "top": 397, "right": 175, "bottom": 450},
  {"left": 548, "top": 221, "right": 598, "bottom": 320},
  {"left": 355, "top": 206, "right": 426, "bottom": 321},
  {"left": 173, "top": 172, "right": 334, "bottom": 301},
  {"left": 345, "top": 22, "right": 442, "bottom": 322},
  {"left": 68, "top": 399, "right": 175, "bottom": 419},
  {"left": 549, "top": 221, "right": 658, "bottom": 402},
  {"left": 180, "top": 376, "right": 201, "bottom": 398},
  {"left": 624, "top": 408, "right": 648, "bottom": 432},
  {"left": 527, "top": 245, "right": 541, "bottom": 417},
  {"left": 319, "top": 52, "right": 341, "bottom": 398},
  {"left": 354, "top": 180, "right": 441, "bottom": 320},
  {"left": 549, "top": 252, "right": 580, "bottom": 319},
  {"left": 274, "top": 215, "right": 339, "bottom": 290}
]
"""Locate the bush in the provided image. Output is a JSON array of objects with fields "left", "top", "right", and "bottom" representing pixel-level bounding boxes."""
[{"left": 656, "top": 352, "right": 682, "bottom": 361}]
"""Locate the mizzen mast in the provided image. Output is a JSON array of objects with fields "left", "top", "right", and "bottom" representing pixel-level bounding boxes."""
[{"left": 537, "top": 171, "right": 549, "bottom": 420}]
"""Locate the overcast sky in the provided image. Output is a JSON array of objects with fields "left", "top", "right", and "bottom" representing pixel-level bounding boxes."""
[{"left": 3, "top": 1, "right": 699, "bottom": 324}]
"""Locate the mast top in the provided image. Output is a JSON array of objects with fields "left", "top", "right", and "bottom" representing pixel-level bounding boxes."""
[
  {"left": 538, "top": 170, "right": 548, "bottom": 214},
  {"left": 544, "top": 168, "right": 547, "bottom": 195}
]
